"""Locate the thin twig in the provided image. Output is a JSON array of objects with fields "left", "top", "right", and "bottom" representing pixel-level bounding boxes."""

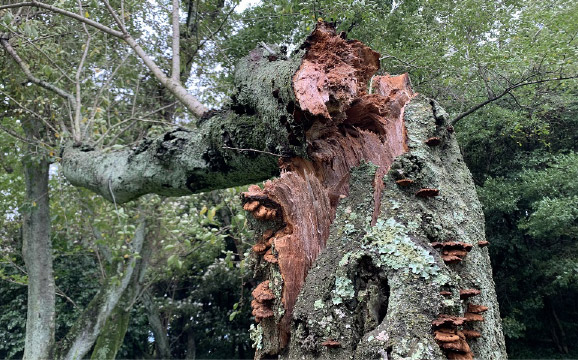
[
  {"left": 222, "top": 146, "right": 283, "bottom": 157},
  {"left": 10, "top": 31, "right": 74, "bottom": 82},
  {"left": 84, "top": 53, "right": 131, "bottom": 138},
  {"left": 0, "top": 89, "right": 60, "bottom": 135},
  {"left": 0, "top": 2, "right": 123, "bottom": 38},
  {"left": 0, "top": 36, "right": 75, "bottom": 104},
  {"left": 451, "top": 75, "right": 578, "bottom": 125}
]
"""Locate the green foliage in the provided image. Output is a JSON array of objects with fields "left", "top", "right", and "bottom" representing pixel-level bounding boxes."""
[{"left": 143, "top": 188, "right": 255, "bottom": 359}]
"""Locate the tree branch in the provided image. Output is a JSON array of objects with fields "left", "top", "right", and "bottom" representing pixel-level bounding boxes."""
[
  {"left": 101, "top": 0, "right": 208, "bottom": 117},
  {"left": 57, "top": 219, "right": 148, "bottom": 360},
  {"left": 0, "top": 2, "right": 123, "bottom": 38},
  {"left": 2, "top": 1, "right": 208, "bottom": 117},
  {"left": 0, "top": 36, "right": 76, "bottom": 105},
  {"left": 73, "top": 0, "right": 91, "bottom": 142},
  {"left": 171, "top": 0, "right": 180, "bottom": 82},
  {"left": 451, "top": 75, "right": 578, "bottom": 125}
]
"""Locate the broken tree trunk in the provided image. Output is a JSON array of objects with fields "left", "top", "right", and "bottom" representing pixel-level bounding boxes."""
[{"left": 62, "top": 22, "right": 506, "bottom": 359}]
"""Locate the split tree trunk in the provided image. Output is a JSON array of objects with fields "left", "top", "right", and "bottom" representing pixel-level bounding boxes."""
[{"left": 62, "top": 22, "right": 506, "bottom": 359}]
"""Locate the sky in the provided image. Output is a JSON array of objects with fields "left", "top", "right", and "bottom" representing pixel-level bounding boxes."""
[{"left": 236, "top": 0, "right": 262, "bottom": 13}]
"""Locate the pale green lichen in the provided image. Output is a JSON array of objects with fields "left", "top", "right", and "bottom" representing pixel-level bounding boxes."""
[
  {"left": 249, "top": 323, "right": 263, "bottom": 350},
  {"left": 362, "top": 218, "right": 439, "bottom": 280},
  {"left": 331, "top": 276, "right": 355, "bottom": 305},
  {"left": 314, "top": 299, "right": 325, "bottom": 310}
]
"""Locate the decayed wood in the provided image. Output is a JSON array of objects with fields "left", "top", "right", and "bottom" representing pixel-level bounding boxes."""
[{"left": 243, "top": 22, "right": 415, "bottom": 355}]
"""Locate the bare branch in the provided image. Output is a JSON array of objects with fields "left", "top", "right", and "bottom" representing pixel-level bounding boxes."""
[
  {"left": 11, "top": 32, "right": 74, "bottom": 83},
  {"left": 0, "top": 2, "right": 123, "bottom": 38},
  {"left": 171, "top": 0, "right": 180, "bottom": 81},
  {"left": 73, "top": 0, "right": 91, "bottom": 142},
  {"left": 1, "top": 36, "right": 75, "bottom": 105},
  {"left": 451, "top": 75, "right": 578, "bottom": 125},
  {"left": 2, "top": 1, "right": 208, "bottom": 118},
  {"left": 0, "top": 89, "right": 60, "bottom": 135},
  {"left": 101, "top": 0, "right": 207, "bottom": 117},
  {"left": 84, "top": 53, "right": 131, "bottom": 139}
]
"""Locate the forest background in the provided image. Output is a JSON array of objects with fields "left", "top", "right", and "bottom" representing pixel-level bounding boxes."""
[{"left": 0, "top": 0, "right": 576, "bottom": 358}]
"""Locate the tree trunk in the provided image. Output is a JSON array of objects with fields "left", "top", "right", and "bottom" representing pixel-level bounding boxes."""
[
  {"left": 61, "top": 22, "right": 507, "bottom": 360},
  {"left": 22, "top": 121, "right": 55, "bottom": 360},
  {"left": 89, "top": 215, "right": 154, "bottom": 360},
  {"left": 143, "top": 290, "right": 172, "bottom": 359},
  {"left": 54, "top": 219, "right": 148, "bottom": 360}
]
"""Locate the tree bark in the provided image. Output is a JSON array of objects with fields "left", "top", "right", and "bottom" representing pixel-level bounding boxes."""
[
  {"left": 61, "top": 22, "right": 507, "bottom": 360},
  {"left": 89, "top": 215, "right": 155, "bottom": 360},
  {"left": 143, "top": 290, "right": 172, "bottom": 359},
  {"left": 21, "top": 120, "right": 55, "bottom": 360}
]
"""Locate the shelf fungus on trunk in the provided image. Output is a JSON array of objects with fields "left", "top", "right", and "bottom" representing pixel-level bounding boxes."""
[
  {"left": 432, "top": 315, "right": 474, "bottom": 359},
  {"left": 237, "top": 21, "right": 504, "bottom": 360},
  {"left": 431, "top": 241, "right": 474, "bottom": 264},
  {"left": 459, "top": 288, "right": 481, "bottom": 300},
  {"left": 415, "top": 188, "right": 440, "bottom": 198},
  {"left": 251, "top": 281, "right": 275, "bottom": 323}
]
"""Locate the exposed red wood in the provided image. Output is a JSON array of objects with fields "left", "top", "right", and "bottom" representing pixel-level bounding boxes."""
[{"left": 244, "top": 22, "right": 416, "bottom": 352}]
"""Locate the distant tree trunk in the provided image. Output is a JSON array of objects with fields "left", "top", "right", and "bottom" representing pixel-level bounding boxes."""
[
  {"left": 185, "top": 326, "right": 196, "bottom": 360},
  {"left": 21, "top": 120, "right": 55, "bottom": 360},
  {"left": 90, "top": 216, "right": 154, "bottom": 360},
  {"left": 61, "top": 22, "right": 507, "bottom": 360},
  {"left": 143, "top": 291, "right": 172, "bottom": 359},
  {"left": 54, "top": 220, "right": 148, "bottom": 360}
]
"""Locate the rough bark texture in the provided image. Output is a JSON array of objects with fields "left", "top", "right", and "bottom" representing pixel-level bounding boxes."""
[
  {"left": 61, "top": 43, "right": 307, "bottom": 203},
  {"left": 143, "top": 290, "right": 172, "bottom": 359},
  {"left": 22, "top": 123, "right": 55, "bottom": 360}
]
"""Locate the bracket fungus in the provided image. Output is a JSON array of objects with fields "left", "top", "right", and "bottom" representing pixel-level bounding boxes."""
[
  {"left": 425, "top": 136, "right": 442, "bottom": 146},
  {"left": 459, "top": 289, "right": 481, "bottom": 300},
  {"left": 415, "top": 188, "right": 440, "bottom": 198},
  {"left": 263, "top": 248, "right": 278, "bottom": 264},
  {"left": 241, "top": 21, "right": 415, "bottom": 352},
  {"left": 432, "top": 315, "right": 474, "bottom": 359},
  {"left": 395, "top": 178, "right": 414, "bottom": 187},
  {"left": 321, "top": 339, "right": 341, "bottom": 348},
  {"left": 251, "top": 280, "right": 275, "bottom": 323},
  {"left": 477, "top": 240, "right": 489, "bottom": 248},
  {"left": 464, "top": 312, "right": 484, "bottom": 322},
  {"left": 431, "top": 241, "right": 474, "bottom": 264},
  {"left": 467, "top": 304, "right": 488, "bottom": 314}
]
